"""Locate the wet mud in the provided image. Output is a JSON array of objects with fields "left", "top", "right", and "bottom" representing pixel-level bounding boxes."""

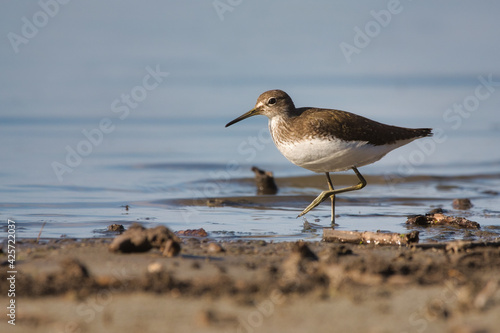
[{"left": 2, "top": 236, "right": 500, "bottom": 332}]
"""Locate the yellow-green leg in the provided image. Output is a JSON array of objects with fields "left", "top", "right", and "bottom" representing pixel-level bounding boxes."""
[
  {"left": 325, "top": 172, "right": 336, "bottom": 227},
  {"left": 297, "top": 166, "right": 367, "bottom": 221}
]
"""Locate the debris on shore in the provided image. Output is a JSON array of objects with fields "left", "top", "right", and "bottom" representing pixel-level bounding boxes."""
[
  {"left": 176, "top": 228, "right": 208, "bottom": 237},
  {"left": 322, "top": 229, "right": 419, "bottom": 245},
  {"left": 251, "top": 166, "right": 278, "bottom": 195},
  {"left": 107, "top": 224, "right": 125, "bottom": 232},
  {"left": 406, "top": 213, "right": 480, "bottom": 229},
  {"left": 109, "top": 223, "right": 181, "bottom": 256},
  {"left": 452, "top": 198, "right": 473, "bottom": 210}
]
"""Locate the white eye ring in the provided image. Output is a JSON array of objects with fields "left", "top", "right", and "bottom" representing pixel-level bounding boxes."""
[{"left": 267, "top": 97, "right": 277, "bottom": 105}]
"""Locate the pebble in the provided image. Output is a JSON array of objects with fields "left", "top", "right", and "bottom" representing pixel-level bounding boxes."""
[
  {"left": 207, "top": 242, "right": 225, "bottom": 253},
  {"left": 147, "top": 262, "right": 164, "bottom": 274},
  {"left": 452, "top": 198, "right": 473, "bottom": 210}
]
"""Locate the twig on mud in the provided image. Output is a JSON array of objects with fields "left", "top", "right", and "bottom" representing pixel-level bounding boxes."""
[
  {"left": 37, "top": 221, "right": 47, "bottom": 243},
  {"left": 322, "top": 229, "right": 419, "bottom": 245}
]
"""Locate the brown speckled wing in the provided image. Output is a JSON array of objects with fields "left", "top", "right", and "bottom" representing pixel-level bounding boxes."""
[{"left": 289, "top": 108, "right": 432, "bottom": 145}]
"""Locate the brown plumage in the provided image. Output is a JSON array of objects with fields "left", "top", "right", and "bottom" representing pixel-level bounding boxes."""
[{"left": 282, "top": 107, "right": 432, "bottom": 145}]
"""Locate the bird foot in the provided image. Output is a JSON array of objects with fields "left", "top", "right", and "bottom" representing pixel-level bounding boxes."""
[{"left": 297, "top": 190, "right": 334, "bottom": 218}]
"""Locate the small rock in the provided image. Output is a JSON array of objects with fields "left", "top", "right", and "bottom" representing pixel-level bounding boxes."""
[
  {"left": 453, "top": 198, "right": 473, "bottom": 210},
  {"left": 176, "top": 228, "right": 208, "bottom": 237},
  {"left": 109, "top": 223, "right": 181, "bottom": 256},
  {"left": 107, "top": 224, "right": 125, "bottom": 232},
  {"left": 428, "top": 207, "right": 445, "bottom": 214},
  {"left": 251, "top": 166, "right": 278, "bottom": 195},
  {"left": 207, "top": 242, "right": 225, "bottom": 253},
  {"left": 109, "top": 231, "right": 151, "bottom": 253},
  {"left": 95, "top": 275, "right": 116, "bottom": 288},
  {"left": 406, "top": 215, "right": 431, "bottom": 226},
  {"left": 147, "top": 226, "right": 177, "bottom": 248},
  {"left": 406, "top": 213, "right": 480, "bottom": 229},
  {"left": 147, "top": 262, "right": 164, "bottom": 274}
]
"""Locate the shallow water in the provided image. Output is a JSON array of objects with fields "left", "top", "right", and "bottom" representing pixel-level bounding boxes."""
[
  {"left": 2, "top": 2, "right": 500, "bottom": 242},
  {"left": 1, "top": 111, "right": 499, "bottom": 242}
]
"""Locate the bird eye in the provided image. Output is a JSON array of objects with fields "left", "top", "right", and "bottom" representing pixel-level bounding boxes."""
[{"left": 267, "top": 97, "right": 277, "bottom": 105}]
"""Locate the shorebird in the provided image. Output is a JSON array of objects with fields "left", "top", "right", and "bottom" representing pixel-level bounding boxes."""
[{"left": 225, "top": 90, "right": 432, "bottom": 225}]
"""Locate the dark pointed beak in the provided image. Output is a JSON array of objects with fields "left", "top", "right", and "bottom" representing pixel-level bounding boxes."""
[{"left": 225, "top": 108, "right": 259, "bottom": 127}]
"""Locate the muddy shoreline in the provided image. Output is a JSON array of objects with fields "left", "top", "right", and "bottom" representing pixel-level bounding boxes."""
[{"left": 1, "top": 236, "right": 499, "bottom": 333}]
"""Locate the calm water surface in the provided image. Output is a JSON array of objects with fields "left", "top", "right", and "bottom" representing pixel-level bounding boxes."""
[{"left": 1, "top": 83, "right": 500, "bottom": 242}]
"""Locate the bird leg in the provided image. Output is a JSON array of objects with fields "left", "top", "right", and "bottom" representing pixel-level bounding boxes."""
[
  {"left": 325, "top": 172, "right": 336, "bottom": 227},
  {"left": 297, "top": 166, "right": 367, "bottom": 221}
]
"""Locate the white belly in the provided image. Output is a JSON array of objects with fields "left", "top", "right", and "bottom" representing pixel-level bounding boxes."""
[{"left": 273, "top": 136, "right": 413, "bottom": 173}]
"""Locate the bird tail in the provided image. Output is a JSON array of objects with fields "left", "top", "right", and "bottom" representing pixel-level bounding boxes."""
[{"left": 417, "top": 128, "right": 433, "bottom": 138}]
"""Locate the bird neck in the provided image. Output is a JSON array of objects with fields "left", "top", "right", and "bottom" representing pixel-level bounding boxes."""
[{"left": 269, "top": 114, "right": 295, "bottom": 146}]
